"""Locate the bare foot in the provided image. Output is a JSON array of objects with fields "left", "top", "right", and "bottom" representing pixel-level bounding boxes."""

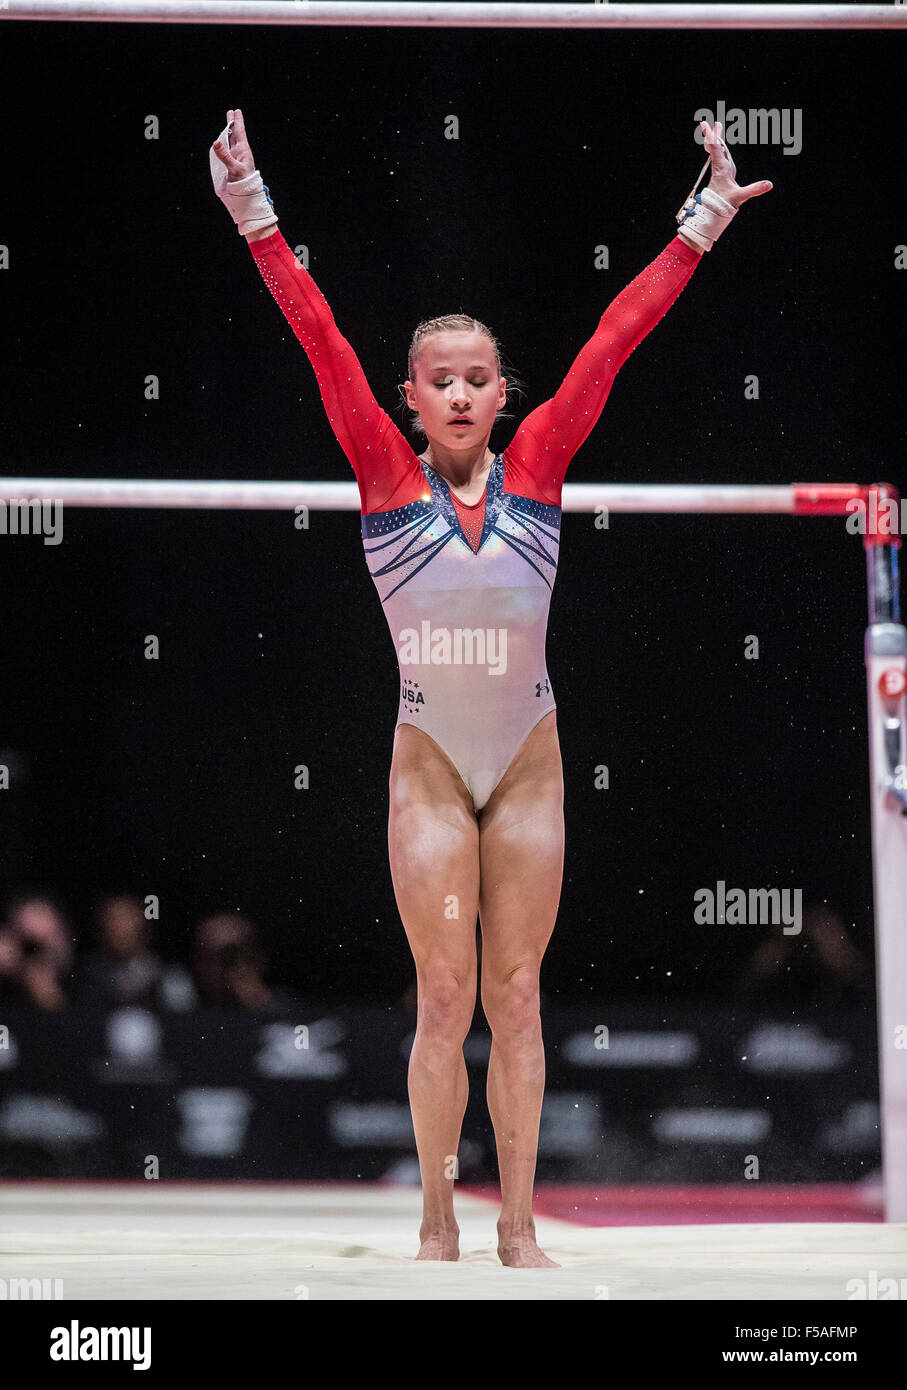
[
  {"left": 497, "top": 1222, "right": 560, "bottom": 1268},
  {"left": 416, "top": 1228, "right": 460, "bottom": 1261}
]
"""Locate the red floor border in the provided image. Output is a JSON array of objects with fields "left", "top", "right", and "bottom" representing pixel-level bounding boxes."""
[{"left": 462, "top": 1182, "right": 885, "bottom": 1226}]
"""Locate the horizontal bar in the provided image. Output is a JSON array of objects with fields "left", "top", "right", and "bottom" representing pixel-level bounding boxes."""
[
  {"left": 0, "top": 479, "right": 867, "bottom": 513},
  {"left": 0, "top": 479, "right": 362, "bottom": 511},
  {"left": 2, "top": 2, "right": 903, "bottom": 29}
]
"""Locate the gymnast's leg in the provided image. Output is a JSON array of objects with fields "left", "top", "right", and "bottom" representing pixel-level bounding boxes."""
[
  {"left": 388, "top": 723, "right": 480, "bottom": 1261},
  {"left": 477, "top": 709, "right": 565, "bottom": 1268}
]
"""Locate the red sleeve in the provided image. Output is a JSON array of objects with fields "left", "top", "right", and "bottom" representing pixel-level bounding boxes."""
[
  {"left": 248, "top": 229, "right": 424, "bottom": 514},
  {"left": 502, "top": 235, "right": 701, "bottom": 505}
]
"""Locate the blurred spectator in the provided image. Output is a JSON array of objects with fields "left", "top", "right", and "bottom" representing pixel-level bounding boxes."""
[
  {"left": 1, "top": 894, "right": 75, "bottom": 1011},
  {"left": 0, "top": 924, "right": 23, "bottom": 1005},
  {"left": 74, "top": 894, "right": 196, "bottom": 1012},
  {"left": 736, "top": 902, "right": 873, "bottom": 1010},
  {"left": 192, "top": 912, "right": 296, "bottom": 1015}
]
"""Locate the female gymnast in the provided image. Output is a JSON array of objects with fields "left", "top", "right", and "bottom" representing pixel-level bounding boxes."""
[{"left": 211, "top": 111, "right": 771, "bottom": 1267}]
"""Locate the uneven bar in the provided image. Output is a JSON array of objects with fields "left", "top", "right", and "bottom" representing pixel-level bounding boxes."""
[
  {"left": 0, "top": 478, "right": 865, "bottom": 513},
  {"left": 2, "top": 2, "right": 904, "bottom": 30}
]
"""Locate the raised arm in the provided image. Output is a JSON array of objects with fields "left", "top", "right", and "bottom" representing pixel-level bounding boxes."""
[
  {"left": 244, "top": 227, "right": 421, "bottom": 512},
  {"left": 503, "top": 119, "right": 773, "bottom": 506},
  {"left": 211, "top": 110, "right": 421, "bottom": 514},
  {"left": 502, "top": 234, "right": 700, "bottom": 506}
]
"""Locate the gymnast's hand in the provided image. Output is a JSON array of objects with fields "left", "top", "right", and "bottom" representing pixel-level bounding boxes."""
[
  {"left": 700, "top": 118, "right": 773, "bottom": 208},
  {"left": 211, "top": 108, "right": 256, "bottom": 183}
]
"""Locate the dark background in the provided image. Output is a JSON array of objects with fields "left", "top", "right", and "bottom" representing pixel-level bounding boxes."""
[{"left": 0, "top": 12, "right": 901, "bottom": 1007}]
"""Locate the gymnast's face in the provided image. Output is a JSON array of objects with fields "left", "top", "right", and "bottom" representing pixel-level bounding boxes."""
[{"left": 406, "top": 331, "right": 506, "bottom": 451}]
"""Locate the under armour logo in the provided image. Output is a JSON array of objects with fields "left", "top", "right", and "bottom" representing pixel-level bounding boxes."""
[{"left": 535, "top": 679, "right": 550, "bottom": 697}]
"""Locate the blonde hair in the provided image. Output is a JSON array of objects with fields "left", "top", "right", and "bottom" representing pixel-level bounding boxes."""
[{"left": 397, "top": 313, "right": 525, "bottom": 439}]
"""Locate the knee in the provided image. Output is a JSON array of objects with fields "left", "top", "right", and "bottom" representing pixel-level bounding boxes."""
[
  {"left": 482, "top": 964, "right": 542, "bottom": 1040},
  {"left": 417, "top": 969, "right": 475, "bottom": 1042}
]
